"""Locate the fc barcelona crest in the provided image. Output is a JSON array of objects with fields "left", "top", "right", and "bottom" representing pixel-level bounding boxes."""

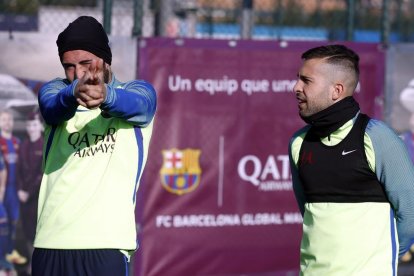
[{"left": 160, "top": 148, "right": 202, "bottom": 195}]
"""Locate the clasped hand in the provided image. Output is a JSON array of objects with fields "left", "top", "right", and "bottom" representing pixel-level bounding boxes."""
[{"left": 75, "top": 59, "right": 107, "bottom": 109}]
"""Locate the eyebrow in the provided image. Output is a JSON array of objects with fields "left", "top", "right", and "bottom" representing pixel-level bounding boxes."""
[
  {"left": 297, "top": 73, "right": 312, "bottom": 82},
  {"left": 62, "top": 59, "right": 93, "bottom": 67}
]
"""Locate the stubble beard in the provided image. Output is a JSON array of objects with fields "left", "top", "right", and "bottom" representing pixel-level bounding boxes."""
[
  {"left": 299, "top": 101, "right": 330, "bottom": 118},
  {"left": 104, "top": 66, "right": 111, "bottom": 83}
]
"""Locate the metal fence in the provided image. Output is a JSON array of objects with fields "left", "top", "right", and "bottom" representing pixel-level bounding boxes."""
[{"left": 1, "top": 0, "right": 414, "bottom": 43}]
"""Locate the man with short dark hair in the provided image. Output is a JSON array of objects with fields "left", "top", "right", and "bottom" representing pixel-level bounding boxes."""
[
  {"left": 17, "top": 111, "right": 44, "bottom": 274},
  {"left": 32, "top": 16, "right": 157, "bottom": 276},
  {"left": 289, "top": 44, "right": 414, "bottom": 275}
]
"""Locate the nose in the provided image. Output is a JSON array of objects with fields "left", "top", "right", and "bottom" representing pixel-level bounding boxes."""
[{"left": 293, "top": 80, "right": 301, "bottom": 93}]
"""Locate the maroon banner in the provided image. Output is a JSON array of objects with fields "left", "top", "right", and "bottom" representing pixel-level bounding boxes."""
[{"left": 134, "top": 38, "right": 384, "bottom": 275}]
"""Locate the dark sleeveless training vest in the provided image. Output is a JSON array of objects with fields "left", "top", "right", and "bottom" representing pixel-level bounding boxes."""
[{"left": 298, "top": 113, "right": 388, "bottom": 203}]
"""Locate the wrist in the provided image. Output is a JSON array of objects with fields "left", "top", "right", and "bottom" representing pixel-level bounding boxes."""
[{"left": 100, "top": 84, "right": 113, "bottom": 109}]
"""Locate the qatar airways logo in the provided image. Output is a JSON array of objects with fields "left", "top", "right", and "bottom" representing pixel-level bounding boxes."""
[
  {"left": 237, "top": 155, "right": 292, "bottom": 191},
  {"left": 68, "top": 127, "right": 116, "bottom": 158}
]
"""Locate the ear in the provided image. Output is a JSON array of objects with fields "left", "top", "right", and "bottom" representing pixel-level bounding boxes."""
[{"left": 332, "top": 83, "right": 344, "bottom": 101}]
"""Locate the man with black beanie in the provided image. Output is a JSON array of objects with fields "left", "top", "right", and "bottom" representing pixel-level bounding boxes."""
[
  {"left": 32, "top": 16, "right": 157, "bottom": 276},
  {"left": 289, "top": 44, "right": 414, "bottom": 275}
]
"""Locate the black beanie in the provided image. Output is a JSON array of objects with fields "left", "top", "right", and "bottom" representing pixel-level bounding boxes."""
[{"left": 56, "top": 16, "right": 112, "bottom": 65}]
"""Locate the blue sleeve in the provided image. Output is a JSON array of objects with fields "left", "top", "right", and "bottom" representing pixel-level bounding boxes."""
[
  {"left": 38, "top": 78, "right": 79, "bottom": 125},
  {"left": 366, "top": 119, "right": 414, "bottom": 258},
  {"left": 100, "top": 80, "right": 157, "bottom": 127},
  {"left": 289, "top": 134, "right": 307, "bottom": 216}
]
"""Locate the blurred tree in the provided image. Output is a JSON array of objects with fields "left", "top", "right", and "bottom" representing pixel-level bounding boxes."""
[
  {"left": 39, "top": 0, "right": 97, "bottom": 7},
  {"left": 0, "top": 0, "right": 39, "bottom": 14}
]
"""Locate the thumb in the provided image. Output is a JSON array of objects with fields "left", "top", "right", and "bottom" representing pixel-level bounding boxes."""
[
  {"left": 91, "top": 58, "right": 104, "bottom": 83},
  {"left": 90, "top": 59, "right": 98, "bottom": 77}
]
